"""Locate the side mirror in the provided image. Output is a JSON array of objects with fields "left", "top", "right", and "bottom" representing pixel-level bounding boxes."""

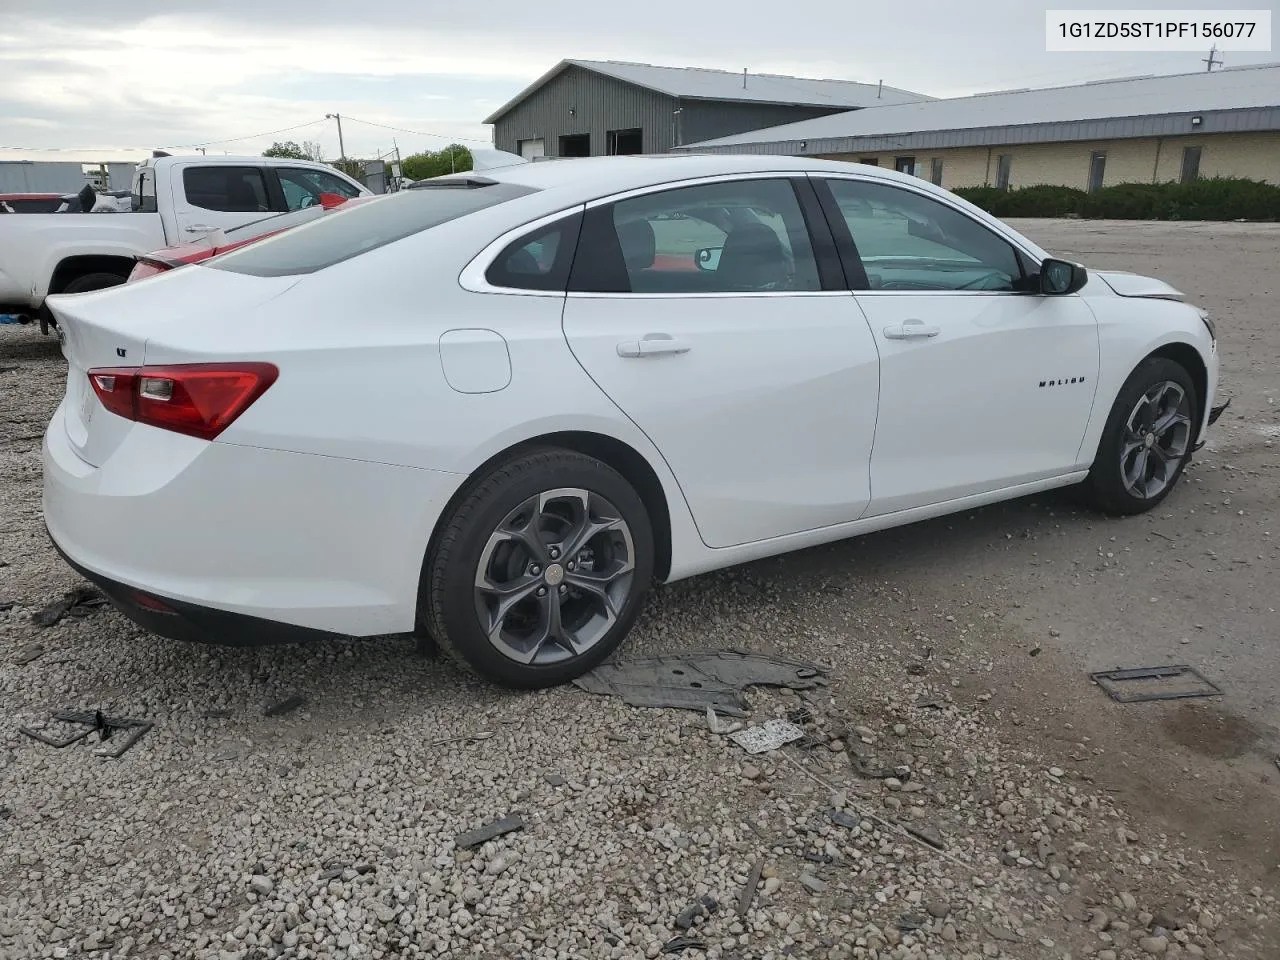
[
  {"left": 694, "top": 246, "right": 722, "bottom": 272},
  {"left": 1039, "top": 258, "right": 1088, "bottom": 295}
]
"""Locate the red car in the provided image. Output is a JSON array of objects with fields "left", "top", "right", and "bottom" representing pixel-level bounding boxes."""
[{"left": 127, "top": 192, "right": 376, "bottom": 282}]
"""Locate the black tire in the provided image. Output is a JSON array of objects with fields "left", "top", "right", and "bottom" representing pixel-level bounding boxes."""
[
  {"left": 61, "top": 272, "right": 127, "bottom": 295},
  {"left": 422, "top": 449, "right": 654, "bottom": 689},
  {"left": 1076, "top": 357, "right": 1198, "bottom": 516}
]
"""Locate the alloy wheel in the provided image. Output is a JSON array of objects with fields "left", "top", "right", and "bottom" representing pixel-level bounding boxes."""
[
  {"left": 1120, "top": 380, "right": 1192, "bottom": 499},
  {"left": 473, "top": 487, "right": 635, "bottom": 665}
]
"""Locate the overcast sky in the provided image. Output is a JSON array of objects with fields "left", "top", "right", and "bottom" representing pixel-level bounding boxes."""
[{"left": 0, "top": 0, "right": 1274, "bottom": 163}]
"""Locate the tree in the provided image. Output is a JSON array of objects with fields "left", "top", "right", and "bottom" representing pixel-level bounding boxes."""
[
  {"left": 400, "top": 145, "right": 473, "bottom": 181},
  {"left": 263, "top": 139, "right": 323, "bottom": 160}
]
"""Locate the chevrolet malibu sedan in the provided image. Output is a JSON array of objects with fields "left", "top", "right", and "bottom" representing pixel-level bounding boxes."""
[{"left": 43, "top": 154, "right": 1226, "bottom": 688}]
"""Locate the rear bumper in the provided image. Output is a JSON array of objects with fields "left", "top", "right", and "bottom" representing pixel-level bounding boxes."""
[
  {"left": 43, "top": 402, "right": 459, "bottom": 640},
  {"left": 49, "top": 530, "right": 357, "bottom": 646}
]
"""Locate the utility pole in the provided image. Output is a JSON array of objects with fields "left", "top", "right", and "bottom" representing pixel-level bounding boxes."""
[
  {"left": 1203, "top": 45, "right": 1223, "bottom": 71},
  {"left": 326, "top": 113, "right": 346, "bottom": 160}
]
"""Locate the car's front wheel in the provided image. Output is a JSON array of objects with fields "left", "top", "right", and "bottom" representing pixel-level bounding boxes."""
[
  {"left": 422, "top": 449, "right": 654, "bottom": 688},
  {"left": 1077, "top": 356, "right": 1198, "bottom": 515}
]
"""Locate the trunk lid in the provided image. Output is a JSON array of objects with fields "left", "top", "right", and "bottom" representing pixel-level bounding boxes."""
[{"left": 48, "top": 267, "right": 300, "bottom": 466}]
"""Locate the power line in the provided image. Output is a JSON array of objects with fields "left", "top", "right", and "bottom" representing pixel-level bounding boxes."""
[
  {"left": 340, "top": 115, "right": 491, "bottom": 144},
  {"left": 160, "top": 118, "right": 329, "bottom": 149},
  {"left": 1, "top": 118, "right": 330, "bottom": 155}
]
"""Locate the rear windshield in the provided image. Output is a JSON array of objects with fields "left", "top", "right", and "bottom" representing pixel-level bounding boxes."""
[{"left": 208, "top": 181, "right": 540, "bottom": 277}]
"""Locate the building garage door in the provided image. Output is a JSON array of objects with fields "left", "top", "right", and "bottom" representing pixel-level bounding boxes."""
[{"left": 518, "top": 139, "right": 545, "bottom": 160}]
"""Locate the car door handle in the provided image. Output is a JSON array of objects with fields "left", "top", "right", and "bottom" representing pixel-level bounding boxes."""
[
  {"left": 184, "top": 224, "right": 214, "bottom": 233},
  {"left": 616, "top": 335, "right": 691, "bottom": 358},
  {"left": 882, "top": 320, "right": 941, "bottom": 340}
]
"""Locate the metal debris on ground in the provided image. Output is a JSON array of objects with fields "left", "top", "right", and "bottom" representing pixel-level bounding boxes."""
[
  {"left": 729, "top": 719, "right": 804, "bottom": 755},
  {"left": 737, "top": 858, "right": 764, "bottom": 917},
  {"left": 572, "top": 650, "right": 827, "bottom": 717},
  {"left": 31, "top": 585, "right": 107, "bottom": 627},
  {"left": 794, "top": 734, "right": 826, "bottom": 751},
  {"left": 11, "top": 642, "right": 44, "bottom": 665},
  {"left": 674, "top": 894, "right": 718, "bottom": 930},
  {"left": 431, "top": 731, "right": 495, "bottom": 746},
  {"left": 20, "top": 709, "right": 153, "bottom": 759},
  {"left": 1090, "top": 665, "right": 1222, "bottom": 703},
  {"left": 705, "top": 706, "right": 741, "bottom": 735},
  {"left": 904, "top": 823, "right": 946, "bottom": 850},
  {"left": 454, "top": 814, "right": 524, "bottom": 849},
  {"left": 827, "top": 810, "right": 860, "bottom": 830},
  {"left": 263, "top": 695, "right": 307, "bottom": 717},
  {"left": 786, "top": 707, "right": 814, "bottom": 726},
  {"left": 896, "top": 914, "right": 925, "bottom": 932},
  {"left": 661, "top": 937, "right": 707, "bottom": 954}
]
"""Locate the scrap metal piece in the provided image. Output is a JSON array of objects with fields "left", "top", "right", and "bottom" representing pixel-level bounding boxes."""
[
  {"left": 20, "top": 709, "right": 152, "bottom": 759},
  {"left": 31, "top": 586, "right": 106, "bottom": 628},
  {"left": 661, "top": 937, "right": 707, "bottom": 955},
  {"left": 1090, "top": 665, "right": 1222, "bottom": 703},
  {"left": 454, "top": 814, "right": 524, "bottom": 849},
  {"left": 729, "top": 719, "right": 804, "bottom": 755},
  {"left": 903, "top": 824, "right": 946, "bottom": 851},
  {"left": 737, "top": 858, "right": 765, "bottom": 917},
  {"left": 827, "top": 810, "right": 860, "bottom": 830},
  {"left": 573, "top": 650, "right": 828, "bottom": 717}
]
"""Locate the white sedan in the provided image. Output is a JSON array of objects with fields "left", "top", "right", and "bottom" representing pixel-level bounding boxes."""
[{"left": 43, "top": 154, "right": 1226, "bottom": 688}]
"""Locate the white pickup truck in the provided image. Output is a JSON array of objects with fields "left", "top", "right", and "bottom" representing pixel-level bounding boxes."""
[{"left": 0, "top": 154, "right": 370, "bottom": 333}]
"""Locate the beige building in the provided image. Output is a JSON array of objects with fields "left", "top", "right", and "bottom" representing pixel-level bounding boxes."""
[{"left": 677, "top": 63, "right": 1280, "bottom": 192}]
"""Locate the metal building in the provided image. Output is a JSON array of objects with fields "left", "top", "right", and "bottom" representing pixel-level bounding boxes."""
[
  {"left": 485, "top": 59, "right": 931, "bottom": 159},
  {"left": 0, "top": 160, "right": 137, "bottom": 194},
  {"left": 676, "top": 62, "right": 1280, "bottom": 191}
]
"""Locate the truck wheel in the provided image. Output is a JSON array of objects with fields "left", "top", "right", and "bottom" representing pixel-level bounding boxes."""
[{"left": 62, "top": 272, "right": 127, "bottom": 295}]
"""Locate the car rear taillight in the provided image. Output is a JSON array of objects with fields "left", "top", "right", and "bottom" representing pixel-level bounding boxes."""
[
  {"left": 127, "top": 258, "right": 174, "bottom": 283},
  {"left": 87, "top": 363, "right": 278, "bottom": 440}
]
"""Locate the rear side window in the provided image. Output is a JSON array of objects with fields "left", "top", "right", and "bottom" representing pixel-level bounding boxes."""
[
  {"left": 485, "top": 213, "right": 583, "bottom": 291},
  {"left": 209, "top": 181, "right": 540, "bottom": 277},
  {"left": 183, "top": 166, "right": 271, "bottom": 213}
]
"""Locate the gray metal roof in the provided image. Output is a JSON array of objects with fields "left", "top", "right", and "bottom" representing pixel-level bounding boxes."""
[
  {"left": 483, "top": 59, "right": 931, "bottom": 124},
  {"left": 678, "top": 61, "right": 1280, "bottom": 153}
]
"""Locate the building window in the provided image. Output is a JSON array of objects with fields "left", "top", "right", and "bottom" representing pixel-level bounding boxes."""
[
  {"left": 607, "top": 129, "right": 643, "bottom": 155},
  {"left": 930, "top": 158, "right": 944, "bottom": 187},
  {"left": 894, "top": 156, "right": 916, "bottom": 175},
  {"left": 858, "top": 158, "right": 879, "bottom": 166},
  {"left": 995, "top": 154, "right": 1012, "bottom": 191},
  {"left": 1088, "top": 151, "right": 1107, "bottom": 193},
  {"left": 559, "top": 134, "right": 590, "bottom": 157},
  {"left": 1181, "top": 146, "right": 1202, "bottom": 183}
]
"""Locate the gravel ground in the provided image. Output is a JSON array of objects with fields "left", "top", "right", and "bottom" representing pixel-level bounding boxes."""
[{"left": 2, "top": 219, "right": 1279, "bottom": 960}]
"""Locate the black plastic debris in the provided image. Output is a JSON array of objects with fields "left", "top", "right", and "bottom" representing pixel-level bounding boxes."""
[
  {"left": 573, "top": 650, "right": 828, "bottom": 717},
  {"left": 674, "top": 894, "right": 719, "bottom": 930},
  {"left": 31, "top": 586, "right": 107, "bottom": 627},
  {"left": 827, "top": 810, "right": 860, "bottom": 830},
  {"left": 661, "top": 937, "right": 707, "bottom": 954},
  {"left": 737, "top": 858, "right": 764, "bottom": 917},
  {"left": 1090, "top": 665, "right": 1222, "bottom": 703},
  {"left": 263, "top": 695, "right": 307, "bottom": 717},
  {"left": 20, "top": 709, "right": 152, "bottom": 759},
  {"left": 454, "top": 814, "right": 524, "bottom": 849}
]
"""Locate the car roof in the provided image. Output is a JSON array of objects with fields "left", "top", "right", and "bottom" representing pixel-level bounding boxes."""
[{"left": 461, "top": 153, "right": 933, "bottom": 199}]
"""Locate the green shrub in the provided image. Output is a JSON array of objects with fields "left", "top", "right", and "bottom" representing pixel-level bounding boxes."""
[{"left": 952, "top": 177, "right": 1280, "bottom": 221}]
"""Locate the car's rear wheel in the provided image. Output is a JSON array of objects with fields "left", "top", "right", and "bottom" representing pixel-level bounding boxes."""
[
  {"left": 1076, "top": 356, "right": 1197, "bottom": 515},
  {"left": 423, "top": 449, "right": 654, "bottom": 688},
  {"left": 62, "top": 272, "right": 128, "bottom": 295}
]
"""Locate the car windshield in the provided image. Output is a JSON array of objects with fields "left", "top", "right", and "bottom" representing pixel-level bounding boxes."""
[{"left": 208, "top": 181, "right": 540, "bottom": 277}]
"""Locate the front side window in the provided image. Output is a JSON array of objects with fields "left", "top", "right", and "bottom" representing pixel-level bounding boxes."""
[
  {"left": 278, "top": 167, "right": 363, "bottom": 210},
  {"left": 183, "top": 166, "right": 270, "bottom": 213},
  {"left": 569, "top": 178, "right": 821, "bottom": 294},
  {"left": 825, "top": 179, "right": 1026, "bottom": 293}
]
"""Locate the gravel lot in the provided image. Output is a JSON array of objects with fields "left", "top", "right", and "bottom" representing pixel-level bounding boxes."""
[{"left": 2, "top": 219, "right": 1279, "bottom": 960}]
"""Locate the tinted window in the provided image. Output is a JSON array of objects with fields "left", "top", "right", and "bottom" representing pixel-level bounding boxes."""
[
  {"left": 826, "top": 179, "right": 1024, "bottom": 292},
  {"left": 485, "top": 214, "right": 582, "bottom": 291},
  {"left": 183, "top": 166, "right": 271, "bottom": 213},
  {"left": 132, "top": 170, "right": 157, "bottom": 213},
  {"left": 209, "top": 182, "right": 540, "bottom": 277},
  {"left": 570, "top": 179, "right": 820, "bottom": 295},
  {"left": 278, "top": 167, "right": 363, "bottom": 210}
]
